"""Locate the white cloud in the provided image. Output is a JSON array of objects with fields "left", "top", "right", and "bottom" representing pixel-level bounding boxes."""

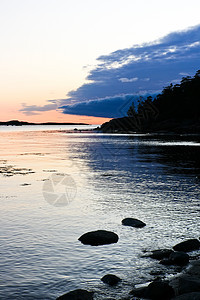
[{"left": 119, "top": 77, "right": 138, "bottom": 83}]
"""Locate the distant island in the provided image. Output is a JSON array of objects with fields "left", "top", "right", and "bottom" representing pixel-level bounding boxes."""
[
  {"left": 0, "top": 120, "right": 89, "bottom": 126},
  {"left": 101, "top": 69, "right": 200, "bottom": 134}
]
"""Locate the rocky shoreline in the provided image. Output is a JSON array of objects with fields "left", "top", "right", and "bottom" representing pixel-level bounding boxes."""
[{"left": 56, "top": 219, "right": 200, "bottom": 300}]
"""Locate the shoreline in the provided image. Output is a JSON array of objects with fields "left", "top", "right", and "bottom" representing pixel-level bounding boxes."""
[
  {"left": 56, "top": 235, "right": 200, "bottom": 299},
  {"left": 129, "top": 247, "right": 200, "bottom": 300}
]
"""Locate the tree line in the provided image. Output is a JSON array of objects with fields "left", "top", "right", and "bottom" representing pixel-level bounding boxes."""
[{"left": 101, "top": 69, "right": 200, "bottom": 133}]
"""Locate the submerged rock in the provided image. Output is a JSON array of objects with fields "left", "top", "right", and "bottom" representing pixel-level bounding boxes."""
[
  {"left": 122, "top": 218, "right": 146, "bottom": 228},
  {"left": 78, "top": 230, "right": 119, "bottom": 246},
  {"left": 173, "top": 239, "right": 200, "bottom": 252},
  {"left": 56, "top": 289, "right": 94, "bottom": 300},
  {"left": 101, "top": 274, "right": 121, "bottom": 286}
]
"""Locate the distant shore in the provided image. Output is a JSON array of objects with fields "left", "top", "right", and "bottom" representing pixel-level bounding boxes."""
[{"left": 0, "top": 120, "right": 89, "bottom": 126}]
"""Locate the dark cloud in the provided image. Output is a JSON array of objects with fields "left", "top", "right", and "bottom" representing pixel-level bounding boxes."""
[
  {"left": 61, "top": 94, "right": 156, "bottom": 118},
  {"left": 20, "top": 102, "right": 58, "bottom": 115},
  {"left": 20, "top": 25, "right": 200, "bottom": 118},
  {"left": 59, "top": 24, "right": 200, "bottom": 118}
]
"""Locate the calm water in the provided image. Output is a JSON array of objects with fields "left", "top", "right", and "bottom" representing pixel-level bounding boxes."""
[{"left": 0, "top": 127, "right": 200, "bottom": 299}]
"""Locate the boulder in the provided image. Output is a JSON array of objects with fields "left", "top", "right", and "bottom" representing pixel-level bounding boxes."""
[
  {"left": 101, "top": 274, "right": 121, "bottom": 286},
  {"left": 56, "top": 289, "right": 94, "bottom": 300},
  {"left": 130, "top": 280, "right": 174, "bottom": 300},
  {"left": 149, "top": 249, "right": 173, "bottom": 260},
  {"left": 172, "top": 292, "right": 200, "bottom": 300},
  {"left": 187, "top": 260, "right": 200, "bottom": 278},
  {"left": 130, "top": 286, "right": 149, "bottom": 298},
  {"left": 169, "top": 252, "right": 189, "bottom": 266},
  {"left": 122, "top": 218, "right": 146, "bottom": 228},
  {"left": 173, "top": 239, "right": 200, "bottom": 252},
  {"left": 176, "top": 275, "right": 200, "bottom": 294},
  {"left": 78, "top": 230, "right": 119, "bottom": 246},
  {"left": 160, "top": 258, "right": 173, "bottom": 265},
  {"left": 147, "top": 281, "right": 175, "bottom": 300}
]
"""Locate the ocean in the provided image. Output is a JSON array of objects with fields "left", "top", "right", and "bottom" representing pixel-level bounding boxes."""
[{"left": 0, "top": 126, "right": 199, "bottom": 299}]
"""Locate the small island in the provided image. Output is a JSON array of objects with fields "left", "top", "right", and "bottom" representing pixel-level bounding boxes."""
[{"left": 0, "top": 120, "right": 89, "bottom": 126}]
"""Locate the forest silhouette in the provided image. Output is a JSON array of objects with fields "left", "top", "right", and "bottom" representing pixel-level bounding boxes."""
[{"left": 101, "top": 70, "right": 200, "bottom": 133}]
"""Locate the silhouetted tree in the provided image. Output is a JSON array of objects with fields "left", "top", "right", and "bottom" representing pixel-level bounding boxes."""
[{"left": 127, "top": 102, "right": 136, "bottom": 117}]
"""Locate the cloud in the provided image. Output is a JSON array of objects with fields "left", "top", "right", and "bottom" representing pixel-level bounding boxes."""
[
  {"left": 20, "top": 25, "right": 200, "bottom": 119},
  {"left": 61, "top": 93, "right": 157, "bottom": 118},
  {"left": 179, "top": 72, "right": 191, "bottom": 76},
  {"left": 119, "top": 77, "right": 138, "bottom": 83},
  {"left": 20, "top": 102, "right": 58, "bottom": 115},
  {"left": 59, "top": 24, "right": 200, "bottom": 118}
]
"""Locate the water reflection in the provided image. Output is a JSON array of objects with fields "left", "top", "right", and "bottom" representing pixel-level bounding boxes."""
[
  {"left": 131, "top": 135, "right": 200, "bottom": 179},
  {"left": 0, "top": 131, "right": 199, "bottom": 300},
  {"left": 75, "top": 134, "right": 200, "bottom": 180}
]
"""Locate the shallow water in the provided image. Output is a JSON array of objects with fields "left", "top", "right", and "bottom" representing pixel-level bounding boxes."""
[{"left": 0, "top": 128, "right": 200, "bottom": 299}]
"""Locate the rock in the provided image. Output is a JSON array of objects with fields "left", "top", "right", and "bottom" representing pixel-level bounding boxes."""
[
  {"left": 187, "top": 260, "right": 200, "bottom": 278},
  {"left": 173, "top": 239, "right": 200, "bottom": 252},
  {"left": 101, "top": 274, "right": 121, "bottom": 286},
  {"left": 150, "top": 270, "right": 165, "bottom": 276},
  {"left": 172, "top": 292, "right": 200, "bottom": 300},
  {"left": 176, "top": 275, "right": 200, "bottom": 294},
  {"left": 169, "top": 252, "right": 189, "bottom": 266},
  {"left": 56, "top": 289, "right": 94, "bottom": 300},
  {"left": 130, "top": 281, "right": 174, "bottom": 300},
  {"left": 130, "top": 286, "right": 149, "bottom": 298},
  {"left": 147, "top": 280, "right": 175, "bottom": 300},
  {"left": 78, "top": 230, "right": 119, "bottom": 246},
  {"left": 122, "top": 218, "right": 146, "bottom": 228},
  {"left": 149, "top": 249, "right": 173, "bottom": 260},
  {"left": 160, "top": 258, "right": 173, "bottom": 265}
]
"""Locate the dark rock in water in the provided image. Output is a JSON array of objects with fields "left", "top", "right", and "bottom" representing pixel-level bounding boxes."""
[
  {"left": 176, "top": 275, "right": 200, "bottom": 295},
  {"left": 101, "top": 274, "right": 121, "bottom": 286},
  {"left": 160, "top": 258, "right": 173, "bottom": 265},
  {"left": 149, "top": 249, "right": 173, "bottom": 260},
  {"left": 161, "top": 252, "right": 189, "bottom": 266},
  {"left": 150, "top": 270, "right": 165, "bottom": 276},
  {"left": 131, "top": 280, "right": 174, "bottom": 299},
  {"left": 122, "top": 218, "right": 146, "bottom": 228},
  {"left": 173, "top": 239, "right": 200, "bottom": 252},
  {"left": 187, "top": 260, "right": 200, "bottom": 277},
  {"left": 130, "top": 286, "right": 149, "bottom": 298},
  {"left": 78, "top": 230, "right": 119, "bottom": 246},
  {"left": 171, "top": 292, "right": 200, "bottom": 300},
  {"left": 169, "top": 252, "right": 189, "bottom": 266},
  {"left": 147, "top": 281, "right": 175, "bottom": 300},
  {"left": 56, "top": 289, "right": 94, "bottom": 300}
]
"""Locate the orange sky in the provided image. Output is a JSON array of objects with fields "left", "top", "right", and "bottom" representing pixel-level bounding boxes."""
[{"left": 0, "top": 104, "right": 111, "bottom": 125}]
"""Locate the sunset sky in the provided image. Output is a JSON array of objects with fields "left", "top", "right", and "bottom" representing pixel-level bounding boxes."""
[{"left": 0, "top": 0, "right": 200, "bottom": 124}]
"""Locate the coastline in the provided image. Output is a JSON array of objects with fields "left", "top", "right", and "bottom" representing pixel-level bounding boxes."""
[
  {"left": 56, "top": 234, "right": 200, "bottom": 299},
  {"left": 129, "top": 242, "right": 200, "bottom": 300}
]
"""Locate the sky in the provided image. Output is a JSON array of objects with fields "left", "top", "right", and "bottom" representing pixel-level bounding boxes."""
[{"left": 0, "top": 0, "right": 200, "bottom": 124}]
